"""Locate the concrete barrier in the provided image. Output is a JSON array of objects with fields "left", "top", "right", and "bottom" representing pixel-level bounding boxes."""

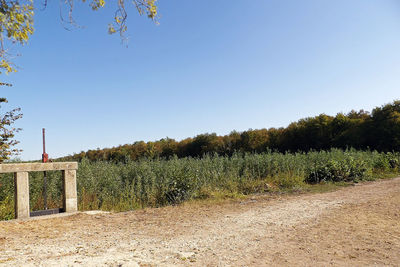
[{"left": 0, "top": 162, "right": 78, "bottom": 219}]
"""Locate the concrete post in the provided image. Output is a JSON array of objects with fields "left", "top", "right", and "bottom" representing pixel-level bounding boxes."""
[
  {"left": 62, "top": 169, "right": 77, "bottom": 212},
  {"left": 14, "top": 172, "right": 30, "bottom": 219}
]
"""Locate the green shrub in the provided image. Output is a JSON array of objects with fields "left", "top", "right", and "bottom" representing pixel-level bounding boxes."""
[
  {"left": 0, "top": 196, "right": 14, "bottom": 220},
  {"left": 270, "top": 173, "right": 305, "bottom": 189},
  {"left": 306, "top": 152, "right": 369, "bottom": 183}
]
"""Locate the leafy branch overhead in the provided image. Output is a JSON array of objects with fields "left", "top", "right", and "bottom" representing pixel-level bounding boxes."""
[
  {"left": 0, "top": 0, "right": 158, "bottom": 75},
  {"left": 0, "top": 0, "right": 34, "bottom": 74}
]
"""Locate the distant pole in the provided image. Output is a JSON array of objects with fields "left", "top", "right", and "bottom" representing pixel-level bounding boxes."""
[
  {"left": 43, "top": 128, "right": 46, "bottom": 157},
  {"left": 42, "top": 128, "right": 48, "bottom": 210},
  {"left": 42, "top": 128, "right": 48, "bottom": 163}
]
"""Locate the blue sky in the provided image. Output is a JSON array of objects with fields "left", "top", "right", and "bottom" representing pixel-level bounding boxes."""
[{"left": 2, "top": 0, "right": 400, "bottom": 160}]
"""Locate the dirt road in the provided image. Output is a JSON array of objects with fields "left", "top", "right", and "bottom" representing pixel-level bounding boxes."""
[{"left": 1, "top": 178, "right": 400, "bottom": 266}]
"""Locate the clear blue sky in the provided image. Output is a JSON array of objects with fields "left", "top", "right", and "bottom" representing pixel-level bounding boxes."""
[{"left": 2, "top": 0, "right": 400, "bottom": 160}]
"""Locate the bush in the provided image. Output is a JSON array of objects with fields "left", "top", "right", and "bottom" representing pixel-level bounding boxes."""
[
  {"left": 0, "top": 196, "right": 14, "bottom": 220},
  {"left": 306, "top": 152, "right": 369, "bottom": 183}
]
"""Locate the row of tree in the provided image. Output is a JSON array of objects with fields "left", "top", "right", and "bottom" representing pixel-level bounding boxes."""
[{"left": 62, "top": 100, "right": 400, "bottom": 162}]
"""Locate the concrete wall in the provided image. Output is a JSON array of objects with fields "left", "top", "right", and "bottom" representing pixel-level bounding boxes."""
[{"left": 0, "top": 162, "right": 78, "bottom": 219}]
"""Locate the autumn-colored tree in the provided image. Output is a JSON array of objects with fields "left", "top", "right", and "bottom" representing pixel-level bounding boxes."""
[
  {"left": 0, "top": 0, "right": 158, "bottom": 158},
  {"left": 59, "top": 100, "right": 400, "bottom": 162},
  {"left": 240, "top": 129, "right": 270, "bottom": 153}
]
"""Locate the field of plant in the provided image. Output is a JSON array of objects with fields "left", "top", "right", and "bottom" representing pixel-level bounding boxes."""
[{"left": 1, "top": 149, "right": 399, "bottom": 220}]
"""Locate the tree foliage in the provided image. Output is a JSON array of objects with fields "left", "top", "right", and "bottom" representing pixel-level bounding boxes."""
[
  {"left": 0, "top": 96, "right": 22, "bottom": 161},
  {"left": 61, "top": 100, "right": 400, "bottom": 162},
  {"left": 0, "top": 0, "right": 34, "bottom": 75},
  {"left": 0, "top": 0, "right": 158, "bottom": 76},
  {"left": 0, "top": 0, "right": 157, "bottom": 158}
]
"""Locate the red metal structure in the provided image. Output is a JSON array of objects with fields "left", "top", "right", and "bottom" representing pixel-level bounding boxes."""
[
  {"left": 42, "top": 128, "right": 48, "bottom": 210},
  {"left": 29, "top": 128, "right": 65, "bottom": 217},
  {"left": 42, "top": 128, "right": 49, "bottom": 163}
]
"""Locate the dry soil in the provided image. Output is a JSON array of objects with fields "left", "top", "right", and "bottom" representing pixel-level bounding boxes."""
[{"left": 1, "top": 177, "right": 400, "bottom": 266}]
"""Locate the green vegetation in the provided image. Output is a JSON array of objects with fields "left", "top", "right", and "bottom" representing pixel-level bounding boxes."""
[
  {"left": 0, "top": 96, "right": 22, "bottom": 162},
  {"left": 1, "top": 100, "right": 400, "bottom": 220},
  {"left": 62, "top": 100, "right": 400, "bottom": 162},
  {"left": 1, "top": 149, "right": 399, "bottom": 220}
]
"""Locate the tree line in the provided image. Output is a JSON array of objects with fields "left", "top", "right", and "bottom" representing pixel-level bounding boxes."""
[{"left": 61, "top": 100, "right": 400, "bottom": 162}]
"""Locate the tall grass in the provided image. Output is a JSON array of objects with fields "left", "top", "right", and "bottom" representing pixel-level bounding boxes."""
[{"left": 1, "top": 149, "right": 399, "bottom": 220}]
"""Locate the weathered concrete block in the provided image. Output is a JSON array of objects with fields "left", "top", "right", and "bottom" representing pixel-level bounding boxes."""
[
  {"left": 2, "top": 162, "right": 78, "bottom": 219},
  {"left": 63, "top": 169, "right": 77, "bottom": 213},
  {"left": 0, "top": 162, "right": 78, "bottom": 173},
  {"left": 14, "top": 172, "right": 30, "bottom": 219}
]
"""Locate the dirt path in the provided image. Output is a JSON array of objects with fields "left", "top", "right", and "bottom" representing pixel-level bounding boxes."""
[{"left": 1, "top": 178, "right": 400, "bottom": 266}]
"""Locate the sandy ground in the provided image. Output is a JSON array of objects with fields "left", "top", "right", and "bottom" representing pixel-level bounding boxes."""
[{"left": 1, "top": 177, "right": 400, "bottom": 266}]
